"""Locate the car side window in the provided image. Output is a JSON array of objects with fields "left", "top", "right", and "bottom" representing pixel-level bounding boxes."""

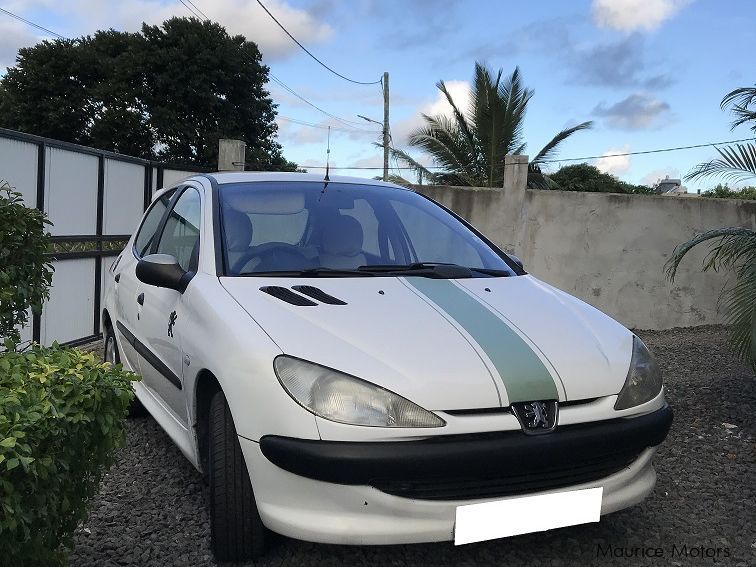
[
  {"left": 134, "top": 189, "right": 176, "bottom": 258},
  {"left": 156, "top": 187, "right": 202, "bottom": 272}
]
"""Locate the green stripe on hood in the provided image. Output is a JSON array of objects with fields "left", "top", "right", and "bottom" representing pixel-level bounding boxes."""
[{"left": 405, "top": 277, "right": 558, "bottom": 403}]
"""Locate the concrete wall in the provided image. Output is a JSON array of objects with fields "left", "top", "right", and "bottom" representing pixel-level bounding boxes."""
[{"left": 417, "top": 155, "right": 756, "bottom": 330}]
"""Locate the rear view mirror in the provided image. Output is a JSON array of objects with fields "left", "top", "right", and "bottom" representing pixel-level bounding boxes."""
[
  {"left": 509, "top": 254, "right": 524, "bottom": 270},
  {"left": 136, "top": 254, "right": 189, "bottom": 292}
]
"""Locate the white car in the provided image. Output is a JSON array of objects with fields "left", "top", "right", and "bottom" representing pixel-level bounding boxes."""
[{"left": 102, "top": 172, "right": 672, "bottom": 561}]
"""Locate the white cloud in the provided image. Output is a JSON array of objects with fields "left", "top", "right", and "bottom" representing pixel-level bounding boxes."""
[
  {"left": 592, "top": 0, "right": 690, "bottom": 32},
  {"left": 3, "top": 0, "right": 332, "bottom": 61},
  {"left": 0, "top": 19, "right": 38, "bottom": 70},
  {"left": 593, "top": 145, "right": 631, "bottom": 176}
]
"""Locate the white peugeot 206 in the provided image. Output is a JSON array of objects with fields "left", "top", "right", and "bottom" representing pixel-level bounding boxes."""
[{"left": 102, "top": 172, "right": 672, "bottom": 561}]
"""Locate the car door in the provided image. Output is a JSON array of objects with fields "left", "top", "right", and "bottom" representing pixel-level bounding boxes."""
[
  {"left": 113, "top": 188, "right": 176, "bottom": 373},
  {"left": 135, "top": 185, "right": 202, "bottom": 426}
]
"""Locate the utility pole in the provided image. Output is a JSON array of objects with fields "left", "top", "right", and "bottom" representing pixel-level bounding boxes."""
[
  {"left": 382, "top": 71, "right": 389, "bottom": 182},
  {"left": 358, "top": 71, "right": 390, "bottom": 181}
]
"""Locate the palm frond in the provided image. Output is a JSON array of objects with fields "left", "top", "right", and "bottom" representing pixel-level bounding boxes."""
[
  {"left": 665, "top": 227, "right": 756, "bottom": 280},
  {"left": 531, "top": 121, "right": 593, "bottom": 165},
  {"left": 685, "top": 143, "right": 756, "bottom": 184},
  {"left": 436, "top": 79, "right": 478, "bottom": 166},
  {"left": 665, "top": 227, "right": 756, "bottom": 371},
  {"left": 386, "top": 146, "right": 441, "bottom": 184},
  {"left": 721, "top": 260, "right": 756, "bottom": 368},
  {"left": 408, "top": 113, "right": 481, "bottom": 185},
  {"left": 721, "top": 85, "right": 756, "bottom": 132}
]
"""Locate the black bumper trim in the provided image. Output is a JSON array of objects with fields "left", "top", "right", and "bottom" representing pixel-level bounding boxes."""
[{"left": 260, "top": 405, "right": 672, "bottom": 486}]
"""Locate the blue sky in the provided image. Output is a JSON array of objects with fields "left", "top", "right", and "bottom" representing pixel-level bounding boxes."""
[{"left": 1, "top": 0, "right": 755, "bottom": 190}]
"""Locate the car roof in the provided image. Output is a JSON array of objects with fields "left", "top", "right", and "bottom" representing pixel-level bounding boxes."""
[{"left": 196, "top": 171, "right": 410, "bottom": 191}]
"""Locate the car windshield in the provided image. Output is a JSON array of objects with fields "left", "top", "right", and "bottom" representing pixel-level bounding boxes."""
[{"left": 218, "top": 181, "right": 518, "bottom": 277}]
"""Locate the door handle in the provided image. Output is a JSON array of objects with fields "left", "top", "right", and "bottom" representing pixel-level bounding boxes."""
[
  {"left": 114, "top": 273, "right": 121, "bottom": 283},
  {"left": 137, "top": 293, "right": 144, "bottom": 306}
]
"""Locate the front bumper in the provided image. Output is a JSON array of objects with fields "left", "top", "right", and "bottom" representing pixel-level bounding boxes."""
[{"left": 245, "top": 405, "right": 672, "bottom": 544}]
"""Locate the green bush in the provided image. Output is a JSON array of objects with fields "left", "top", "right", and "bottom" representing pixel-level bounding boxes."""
[
  {"left": 0, "top": 344, "right": 137, "bottom": 566},
  {"left": 702, "top": 183, "right": 756, "bottom": 200},
  {"left": 0, "top": 181, "right": 53, "bottom": 344},
  {"left": 548, "top": 163, "right": 654, "bottom": 194}
]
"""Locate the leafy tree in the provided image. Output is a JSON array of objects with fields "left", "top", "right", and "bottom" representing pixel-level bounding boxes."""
[
  {"left": 702, "top": 183, "right": 756, "bottom": 200},
  {"left": 548, "top": 163, "right": 653, "bottom": 194},
  {"left": 0, "top": 18, "right": 296, "bottom": 170},
  {"left": 389, "top": 63, "right": 592, "bottom": 188}
]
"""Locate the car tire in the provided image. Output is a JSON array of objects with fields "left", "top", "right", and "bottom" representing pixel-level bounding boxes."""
[
  {"left": 104, "top": 325, "right": 146, "bottom": 417},
  {"left": 208, "top": 390, "right": 267, "bottom": 561}
]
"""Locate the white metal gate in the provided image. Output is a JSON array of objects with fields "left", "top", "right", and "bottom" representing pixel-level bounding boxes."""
[{"left": 0, "top": 127, "right": 208, "bottom": 346}]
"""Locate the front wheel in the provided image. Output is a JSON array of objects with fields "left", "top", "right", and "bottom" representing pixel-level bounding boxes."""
[
  {"left": 208, "top": 390, "right": 267, "bottom": 561},
  {"left": 104, "top": 325, "right": 145, "bottom": 417}
]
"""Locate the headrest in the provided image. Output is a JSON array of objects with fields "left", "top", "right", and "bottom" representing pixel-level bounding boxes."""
[
  {"left": 224, "top": 208, "right": 253, "bottom": 252},
  {"left": 322, "top": 215, "right": 364, "bottom": 256}
]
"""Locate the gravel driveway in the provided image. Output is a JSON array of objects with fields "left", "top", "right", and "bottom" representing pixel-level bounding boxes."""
[{"left": 70, "top": 326, "right": 755, "bottom": 566}]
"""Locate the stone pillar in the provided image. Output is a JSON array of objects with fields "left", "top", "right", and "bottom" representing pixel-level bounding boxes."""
[
  {"left": 218, "top": 139, "right": 246, "bottom": 171},
  {"left": 500, "top": 154, "right": 528, "bottom": 253}
]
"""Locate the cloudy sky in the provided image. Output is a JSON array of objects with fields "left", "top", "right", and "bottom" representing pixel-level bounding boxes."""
[{"left": 1, "top": 0, "right": 754, "bottom": 190}]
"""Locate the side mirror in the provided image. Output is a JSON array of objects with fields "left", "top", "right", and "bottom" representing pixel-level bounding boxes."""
[
  {"left": 136, "top": 254, "right": 189, "bottom": 292},
  {"left": 509, "top": 254, "right": 524, "bottom": 270}
]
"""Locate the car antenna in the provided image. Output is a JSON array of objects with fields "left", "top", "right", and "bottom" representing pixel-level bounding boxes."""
[{"left": 319, "top": 126, "right": 331, "bottom": 201}]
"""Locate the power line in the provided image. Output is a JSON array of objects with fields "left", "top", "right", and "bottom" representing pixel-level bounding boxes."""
[
  {"left": 178, "top": 0, "right": 204, "bottom": 19},
  {"left": 0, "top": 7, "right": 66, "bottom": 39},
  {"left": 300, "top": 135, "right": 756, "bottom": 171},
  {"left": 277, "top": 115, "right": 380, "bottom": 134},
  {"left": 186, "top": 1, "right": 372, "bottom": 130},
  {"left": 268, "top": 73, "right": 370, "bottom": 129},
  {"left": 541, "top": 136, "right": 756, "bottom": 164},
  {"left": 254, "top": 0, "right": 381, "bottom": 86},
  {"left": 183, "top": 0, "right": 208, "bottom": 20}
]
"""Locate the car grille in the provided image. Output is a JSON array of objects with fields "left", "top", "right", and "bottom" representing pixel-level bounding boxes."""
[{"left": 369, "top": 449, "right": 640, "bottom": 501}]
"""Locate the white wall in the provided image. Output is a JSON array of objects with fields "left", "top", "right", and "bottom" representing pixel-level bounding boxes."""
[{"left": 419, "top": 161, "right": 756, "bottom": 330}]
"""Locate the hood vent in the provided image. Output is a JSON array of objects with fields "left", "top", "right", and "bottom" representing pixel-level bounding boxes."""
[
  {"left": 292, "top": 285, "right": 347, "bottom": 305},
  {"left": 260, "top": 286, "right": 317, "bottom": 306}
]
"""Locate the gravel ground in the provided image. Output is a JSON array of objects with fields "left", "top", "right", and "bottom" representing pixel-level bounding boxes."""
[{"left": 70, "top": 326, "right": 755, "bottom": 567}]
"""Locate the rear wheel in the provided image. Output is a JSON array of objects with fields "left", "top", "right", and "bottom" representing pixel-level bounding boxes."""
[
  {"left": 209, "top": 390, "right": 267, "bottom": 561},
  {"left": 104, "top": 325, "right": 145, "bottom": 417}
]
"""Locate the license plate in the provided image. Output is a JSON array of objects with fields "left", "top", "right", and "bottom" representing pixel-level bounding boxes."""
[{"left": 454, "top": 487, "right": 603, "bottom": 545}]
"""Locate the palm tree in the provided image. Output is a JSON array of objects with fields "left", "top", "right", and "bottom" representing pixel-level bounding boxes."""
[
  {"left": 665, "top": 228, "right": 756, "bottom": 372},
  {"left": 389, "top": 63, "right": 592, "bottom": 188},
  {"left": 667, "top": 85, "right": 756, "bottom": 373}
]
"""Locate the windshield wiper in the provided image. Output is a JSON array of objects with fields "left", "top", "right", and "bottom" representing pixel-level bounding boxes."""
[
  {"left": 358, "top": 263, "right": 510, "bottom": 278},
  {"left": 237, "top": 267, "right": 375, "bottom": 277}
]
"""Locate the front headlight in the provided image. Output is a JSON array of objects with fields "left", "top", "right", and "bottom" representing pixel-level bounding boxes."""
[
  {"left": 614, "top": 336, "right": 663, "bottom": 410},
  {"left": 273, "top": 356, "right": 445, "bottom": 427}
]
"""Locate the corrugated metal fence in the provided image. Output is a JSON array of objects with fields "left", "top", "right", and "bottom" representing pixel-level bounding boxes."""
[{"left": 0, "top": 127, "right": 209, "bottom": 346}]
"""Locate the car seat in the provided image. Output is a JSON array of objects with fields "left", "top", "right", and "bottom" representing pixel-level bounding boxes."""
[
  {"left": 319, "top": 215, "right": 366, "bottom": 270},
  {"left": 224, "top": 208, "right": 254, "bottom": 273}
]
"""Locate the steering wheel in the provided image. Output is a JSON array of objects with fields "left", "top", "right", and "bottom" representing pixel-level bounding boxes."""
[{"left": 231, "top": 242, "right": 310, "bottom": 274}]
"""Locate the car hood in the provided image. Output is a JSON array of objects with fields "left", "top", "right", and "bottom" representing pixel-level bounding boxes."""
[{"left": 220, "top": 275, "right": 633, "bottom": 410}]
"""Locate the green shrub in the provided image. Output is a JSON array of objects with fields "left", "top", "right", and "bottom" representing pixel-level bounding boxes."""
[
  {"left": 702, "top": 183, "right": 756, "bottom": 200},
  {"left": 0, "top": 344, "right": 137, "bottom": 566},
  {"left": 548, "top": 163, "right": 654, "bottom": 194},
  {"left": 0, "top": 181, "right": 53, "bottom": 345}
]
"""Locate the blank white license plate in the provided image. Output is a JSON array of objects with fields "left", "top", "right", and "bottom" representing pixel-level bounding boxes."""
[{"left": 454, "top": 487, "right": 603, "bottom": 545}]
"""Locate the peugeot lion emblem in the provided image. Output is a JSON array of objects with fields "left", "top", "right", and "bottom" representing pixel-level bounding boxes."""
[{"left": 511, "top": 400, "right": 558, "bottom": 435}]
